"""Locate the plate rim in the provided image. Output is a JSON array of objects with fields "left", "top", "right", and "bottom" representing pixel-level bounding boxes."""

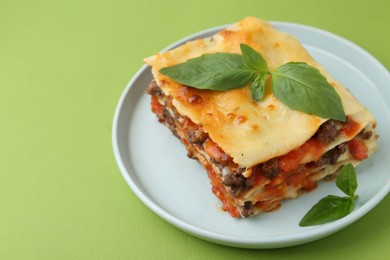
[{"left": 112, "top": 21, "right": 390, "bottom": 248}]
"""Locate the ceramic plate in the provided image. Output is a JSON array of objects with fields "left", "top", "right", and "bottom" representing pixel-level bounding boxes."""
[{"left": 112, "top": 22, "right": 390, "bottom": 248}]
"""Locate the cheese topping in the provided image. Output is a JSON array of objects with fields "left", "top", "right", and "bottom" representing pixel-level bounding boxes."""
[{"left": 145, "top": 17, "right": 375, "bottom": 167}]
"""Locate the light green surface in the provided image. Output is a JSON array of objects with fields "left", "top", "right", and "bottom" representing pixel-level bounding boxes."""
[{"left": 1, "top": 0, "right": 389, "bottom": 259}]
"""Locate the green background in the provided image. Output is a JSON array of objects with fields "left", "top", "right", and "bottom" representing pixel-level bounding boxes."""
[{"left": 1, "top": 0, "right": 389, "bottom": 259}]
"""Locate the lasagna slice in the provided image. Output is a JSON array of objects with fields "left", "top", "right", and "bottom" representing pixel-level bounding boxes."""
[{"left": 144, "top": 17, "right": 378, "bottom": 218}]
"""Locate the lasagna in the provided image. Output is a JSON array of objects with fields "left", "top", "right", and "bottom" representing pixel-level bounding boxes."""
[{"left": 144, "top": 17, "right": 378, "bottom": 218}]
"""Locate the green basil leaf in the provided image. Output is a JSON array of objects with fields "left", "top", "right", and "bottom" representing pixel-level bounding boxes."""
[
  {"left": 159, "top": 53, "right": 256, "bottom": 91},
  {"left": 240, "top": 44, "right": 268, "bottom": 73},
  {"left": 251, "top": 73, "right": 268, "bottom": 101},
  {"left": 272, "top": 62, "right": 346, "bottom": 121},
  {"left": 336, "top": 163, "right": 358, "bottom": 197},
  {"left": 299, "top": 195, "right": 353, "bottom": 227},
  {"left": 349, "top": 195, "right": 357, "bottom": 212}
]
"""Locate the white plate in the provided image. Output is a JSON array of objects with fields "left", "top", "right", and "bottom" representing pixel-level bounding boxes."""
[{"left": 112, "top": 22, "right": 390, "bottom": 248}]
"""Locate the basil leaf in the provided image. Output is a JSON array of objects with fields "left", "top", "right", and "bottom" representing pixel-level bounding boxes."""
[
  {"left": 299, "top": 195, "right": 353, "bottom": 227},
  {"left": 251, "top": 73, "right": 268, "bottom": 101},
  {"left": 240, "top": 44, "right": 268, "bottom": 73},
  {"left": 159, "top": 53, "right": 256, "bottom": 91},
  {"left": 336, "top": 163, "right": 358, "bottom": 197},
  {"left": 272, "top": 62, "right": 346, "bottom": 121}
]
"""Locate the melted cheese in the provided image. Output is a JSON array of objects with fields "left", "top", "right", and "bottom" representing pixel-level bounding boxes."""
[{"left": 145, "top": 17, "right": 376, "bottom": 167}]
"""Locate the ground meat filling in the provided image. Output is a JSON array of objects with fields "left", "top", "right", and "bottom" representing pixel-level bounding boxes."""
[
  {"left": 222, "top": 173, "right": 250, "bottom": 196},
  {"left": 315, "top": 119, "right": 343, "bottom": 144},
  {"left": 186, "top": 125, "right": 208, "bottom": 144},
  {"left": 358, "top": 128, "right": 373, "bottom": 140},
  {"left": 241, "top": 201, "right": 254, "bottom": 218},
  {"left": 162, "top": 109, "right": 178, "bottom": 136},
  {"left": 146, "top": 80, "right": 162, "bottom": 96},
  {"left": 308, "top": 143, "right": 347, "bottom": 168},
  {"left": 256, "top": 158, "right": 280, "bottom": 179}
]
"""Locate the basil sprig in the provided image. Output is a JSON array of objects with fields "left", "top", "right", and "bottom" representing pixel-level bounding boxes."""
[
  {"left": 159, "top": 44, "right": 346, "bottom": 121},
  {"left": 299, "top": 163, "right": 358, "bottom": 226}
]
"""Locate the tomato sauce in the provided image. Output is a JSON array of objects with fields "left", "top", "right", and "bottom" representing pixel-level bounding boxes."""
[
  {"left": 341, "top": 117, "right": 361, "bottom": 138},
  {"left": 150, "top": 95, "right": 163, "bottom": 115},
  {"left": 279, "top": 139, "right": 325, "bottom": 172},
  {"left": 207, "top": 165, "right": 239, "bottom": 218},
  {"left": 348, "top": 139, "right": 368, "bottom": 160}
]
